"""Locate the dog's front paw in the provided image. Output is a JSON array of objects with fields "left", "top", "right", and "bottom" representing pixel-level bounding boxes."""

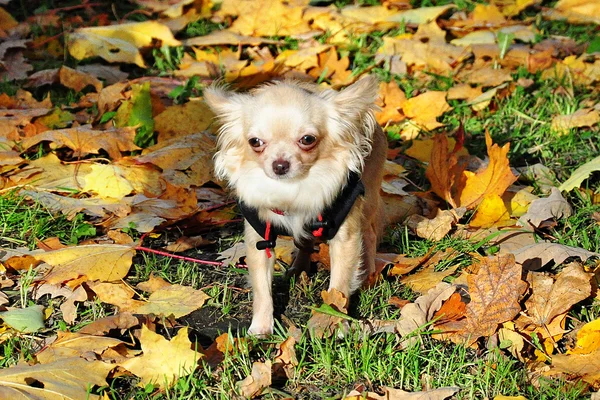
[{"left": 248, "top": 316, "right": 274, "bottom": 337}]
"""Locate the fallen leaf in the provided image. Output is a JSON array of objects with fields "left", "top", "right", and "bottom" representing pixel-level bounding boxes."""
[
  {"left": 551, "top": 108, "right": 599, "bottom": 134},
  {"left": 273, "top": 336, "right": 298, "bottom": 379},
  {"left": 164, "top": 235, "right": 214, "bottom": 252},
  {"left": 517, "top": 187, "right": 572, "bottom": 228},
  {"left": 114, "top": 81, "right": 154, "bottom": 147},
  {"left": 0, "top": 357, "right": 113, "bottom": 400},
  {"left": 81, "top": 162, "right": 163, "bottom": 200},
  {"left": 27, "top": 66, "right": 103, "bottom": 93},
  {"left": 60, "top": 285, "right": 88, "bottom": 324},
  {"left": 396, "top": 282, "right": 456, "bottom": 347},
  {"left": 36, "top": 331, "right": 124, "bottom": 364},
  {"left": 184, "top": 30, "right": 280, "bottom": 47},
  {"left": 458, "top": 132, "right": 518, "bottom": 209},
  {"left": 425, "top": 134, "right": 463, "bottom": 206},
  {"left": 0, "top": 305, "right": 45, "bottom": 333},
  {"left": 67, "top": 21, "right": 181, "bottom": 67},
  {"left": 433, "top": 292, "right": 467, "bottom": 324},
  {"left": 520, "top": 264, "right": 592, "bottom": 335},
  {"left": 219, "top": 0, "right": 311, "bottom": 36},
  {"left": 79, "top": 313, "right": 139, "bottom": 336},
  {"left": 36, "top": 244, "right": 135, "bottom": 284},
  {"left": 546, "top": 0, "right": 600, "bottom": 25},
  {"left": 405, "top": 208, "right": 464, "bottom": 241},
  {"left": 469, "top": 194, "right": 512, "bottom": 228},
  {"left": 20, "top": 125, "right": 139, "bottom": 160},
  {"left": 236, "top": 360, "right": 272, "bottom": 398},
  {"left": 405, "top": 137, "right": 468, "bottom": 163},
  {"left": 308, "top": 48, "right": 354, "bottom": 87},
  {"left": 559, "top": 155, "right": 600, "bottom": 192},
  {"left": 440, "top": 254, "right": 527, "bottom": 346},
  {"left": 375, "top": 80, "right": 406, "bottom": 126},
  {"left": 551, "top": 349, "right": 600, "bottom": 386},
  {"left": 134, "top": 131, "right": 215, "bottom": 187},
  {"left": 512, "top": 243, "right": 599, "bottom": 270},
  {"left": 308, "top": 289, "right": 350, "bottom": 338},
  {"left": 135, "top": 284, "right": 210, "bottom": 318},
  {"left": 121, "top": 325, "right": 197, "bottom": 388},
  {"left": 344, "top": 384, "right": 459, "bottom": 399},
  {"left": 386, "top": 4, "right": 456, "bottom": 24},
  {"left": 154, "top": 99, "right": 215, "bottom": 141},
  {"left": 402, "top": 91, "right": 451, "bottom": 133},
  {"left": 569, "top": 318, "right": 600, "bottom": 355}
]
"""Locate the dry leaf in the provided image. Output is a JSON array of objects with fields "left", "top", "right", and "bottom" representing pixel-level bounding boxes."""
[
  {"left": 546, "top": 0, "right": 600, "bottom": 25},
  {"left": 36, "top": 244, "right": 135, "bottom": 284},
  {"left": 307, "top": 289, "right": 349, "bottom": 339},
  {"left": 569, "top": 318, "right": 600, "bottom": 355},
  {"left": 219, "top": 0, "right": 311, "bottom": 36},
  {"left": 36, "top": 331, "right": 124, "bottom": 364},
  {"left": 425, "top": 134, "right": 463, "bottom": 207},
  {"left": 517, "top": 187, "right": 572, "bottom": 228},
  {"left": 345, "top": 385, "right": 459, "bottom": 400},
  {"left": 237, "top": 360, "right": 272, "bottom": 398},
  {"left": 433, "top": 292, "right": 467, "bottom": 324},
  {"left": 469, "top": 194, "right": 512, "bottom": 228},
  {"left": 81, "top": 162, "right": 163, "bottom": 200},
  {"left": 154, "top": 100, "right": 215, "bottom": 141},
  {"left": 512, "top": 242, "right": 599, "bottom": 270},
  {"left": 400, "top": 250, "right": 460, "bottom": 293},
  {"left": 458, "top": 132, "right": 518, "bottom": 209},
  {"left": 375, "top": 80, "right": 406, "bottom": 126},
  {"left": 405, "top": 137, "right": 468, "bottom": 163},
  {"left": 20, "top": 125, "right": 139, "bottom": 160},
  {"left": 121, "top": 326, "right": 197, "bottom": 388},
  {"left": 273, "top": 336, "right": 298, "bottom": 379},
  {"left": 402, "top": 91, "right": 451, "bottom": 133},
  {"left": 79, "top": 313, "right": 139, "bottom": 336},
  {"left": 67, "top": 21, "right": 181, "bottom": 67},
  {"left": 520, "top": 264, "right": 592, "bottom": 334},
  {"left": 551, "top": 350, "right": 600, "bottom": 386},
  {"left": 405, "top": 208, "right": 464, "bottom": 241},
  {"left": 551, "top": 108, "right": 599, "bottom": 134},
  {"left": 559, "top": 155, "right": 600, "bottom": 192},
  {"left": 0, "top": 357, "right": 113, "bottom": 400},
  {"left": 441, "top": 254, "right": 527, "bottom": 346}
]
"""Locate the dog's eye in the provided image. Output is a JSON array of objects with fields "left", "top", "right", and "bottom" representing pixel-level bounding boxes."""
[
  {"left": 298, "top": 135, "right": 317, "bottom": 149},
  {"left": 248, "top": 137, "right": 265, "bottom": 149}
]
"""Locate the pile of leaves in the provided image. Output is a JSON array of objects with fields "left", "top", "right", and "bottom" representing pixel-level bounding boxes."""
[{"left": 1, "top": 0, "right": 600, "bottom": 398}]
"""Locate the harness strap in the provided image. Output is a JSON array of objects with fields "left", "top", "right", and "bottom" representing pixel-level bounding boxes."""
[{"left": 238, "top": 171, "right": 365, "bottom": 253}]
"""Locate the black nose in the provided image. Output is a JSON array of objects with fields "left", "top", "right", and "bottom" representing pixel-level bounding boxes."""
[{"left": 272, "top": 159, "right": 290, "bottom": 175}]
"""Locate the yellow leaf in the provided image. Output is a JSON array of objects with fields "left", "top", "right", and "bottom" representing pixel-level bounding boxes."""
[
  {"left": 402, "top": 91, "right": 451, "bottom": 132},
  {"left": 0, "top": 7, "right": 18, "bottom": 30},
  {"left": 155, "top": 100, "right": 215, "bottom": 141},
  {"left": 569, "top": 318, "right": 600, "bottom": 355},
  {"left": 505, "top": 188, "right": 538, "bottom": 217},
  {"left": 82, "top": 164, "right": 135, "bottom": 199},
  {"left": 120, "top": 326, "right": 198, "bottom": 388},
  {"left": 36, "top": 244, "right": 135, "bottom": 284},
  {"left": 67, "top": 21, "right": 181, "bottom": 67},
  {"left": 548, "top": 0, "right": 600, "bottom": 24},
  {"left": 406, "top": 137, "right": 468, "bottom": 163},
  {"left": 386, "top": 4, "right": 456, "bottom": 25},
  {"left": 551, "top": 108, "right": 600, "bottom": 135},
  {"left": 470, "top": 194, "right": 512, "bottom": 228},
  {"left": 218, "top": 0, "right": 311, "bottom": 36},
  {"left": 458, "top": 132, "right": 518, "bottom": 209},
  {"left": 375, "top": 80, "right": 407, "bottom": 126},
  {"left": 493, "top": 396, "right": 528, "bottom": 400}
]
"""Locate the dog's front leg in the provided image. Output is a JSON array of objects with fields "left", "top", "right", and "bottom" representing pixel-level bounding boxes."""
[
  {"left": 244, "top": 221, "right": 276, "bottom": 336},
  {"left": 328, "top": 199, "right": 364, "bottom": 297}
]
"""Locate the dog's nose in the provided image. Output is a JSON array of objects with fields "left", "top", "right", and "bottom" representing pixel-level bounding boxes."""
[{"left": 272, "top": 159, "right": 290, "bottom": 176}]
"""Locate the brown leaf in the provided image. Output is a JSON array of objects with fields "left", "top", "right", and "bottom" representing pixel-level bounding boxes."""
[
  {"left": 164, "top": 235, "right": 215, "bottom": 252},
  {"left": 20, "top": 125, "right": 140, "bottom": 160},
  {"left": 433, "top": 292, "right": 467, "bottom": 324},
  {"left": 154, "top": 100, "right": 215, "bottom": 142},
  {"left": 513, "top": 243, "right": 599, "bottom": 271},
  {"left": 425, "top": 134, "right": 464, "bottom": 207},
  {"left": 405, "top": 208, "right": 465, "bottom": 241},
  {"left": 443, "top": 254, "right": 527, "bottom": 346},
  {"left": 400, "top": 263, "right": 458, "bottom": 294},
  {"left": 375, "top": 80, "right": 407, "bottom": 126},
  {"left": 520, "top": 264, "right": 592, "bottom": 331},
  {"left": 308, "top": 48, "right": 354, "bottom": 87},
  {"left": 518, "top": 187, "right": 572, "bottom": 229},
  {"left": 273, "top": 336, "right": 298, "bottom": 380},
  {"left": 307, "top": 289, "right": 349, "bottom": 339},
  {"left": 551, "top": 350, "right": 600, "bottom": 386},
  {"left": 79, "top": 313, "right": 139, "bottom": 335},
  {"left": 236, "top": 360, "right": 272, "bottom": 398},
  {"left": 27, "top": 66, "right": 103, "bottom": 93}
]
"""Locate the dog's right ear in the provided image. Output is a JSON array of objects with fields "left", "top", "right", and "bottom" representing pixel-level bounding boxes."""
[{"left": 203, "top": 86, "right": 245, "bottom": 119}]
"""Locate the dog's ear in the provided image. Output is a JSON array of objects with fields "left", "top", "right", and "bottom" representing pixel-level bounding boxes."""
[
  {"left": 329, "top": 76, "right": 379, "bottom": 120},
  {"left": 203, "top": 86, "right": 246, "bottom": 119}
]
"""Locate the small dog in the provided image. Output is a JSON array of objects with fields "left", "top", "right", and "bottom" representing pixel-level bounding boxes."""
[{"left": 205, "top": 77, "right": 386, "bottom": 335}]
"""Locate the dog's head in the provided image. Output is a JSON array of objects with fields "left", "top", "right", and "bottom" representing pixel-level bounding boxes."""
[{"left": 204, "top": 77, "right": 378, "bottom": 210}]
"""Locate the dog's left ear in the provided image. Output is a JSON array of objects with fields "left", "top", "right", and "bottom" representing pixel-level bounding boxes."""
[{"left": 328, "top": 76, "right": 379, "bottom": 124}]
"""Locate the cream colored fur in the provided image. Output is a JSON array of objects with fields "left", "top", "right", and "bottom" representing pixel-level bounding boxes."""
[{"left": 205, "top": 77, "right": 386, "bottom": 335}]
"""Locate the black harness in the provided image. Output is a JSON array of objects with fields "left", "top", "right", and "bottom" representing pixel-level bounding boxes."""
[{"left": 238, "top": 172, "right": 365, "bottom": 251}]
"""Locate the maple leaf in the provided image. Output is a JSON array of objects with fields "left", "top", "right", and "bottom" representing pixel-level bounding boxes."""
[
  {"left": 405, "top": 208, "right": 465, "bottom": 241},
  {"left": 67, "top": 21, "right": 181, "bottom": 67},
  {"left": 375, "top": 80, "right": 407, "bottom": 126},
  {"left": 120, "top": 326, "right": 198, "bottom": 388},
  {"left": 20, "top": 125, "right": 139, "bottom": 160},
  {"left": 81, "top": 162, "right": 163, "bottom": 200},
  {"left": 456, "top": 132, "right": 518, "bottom": 209},
  {"left": 35, "top": 244, "right": 136, "bottom": 284},
  {"left": 469, "top": 194, "right": 512, "bottom": 228},
  {"left": 441, "top": 254, "right": 527, "bottom": 346},
  {"left": 308, "top": 48, "right": 354, "bottom": 87},
  {"left": 154, "top": 99, "right": 215, "bottom": 141}
]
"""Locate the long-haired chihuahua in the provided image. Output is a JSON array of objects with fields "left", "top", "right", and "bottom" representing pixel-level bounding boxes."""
[{"left": 205, "top": 77, "right": 386, "bottom": 335}]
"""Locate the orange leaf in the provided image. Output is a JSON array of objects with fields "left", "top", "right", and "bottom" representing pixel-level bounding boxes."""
[
  {"left": 457, "top": 131, "right": 518, "bottom": 209},
  {"left": 425, "top": 134, "right": 464, "bottom": 207}
]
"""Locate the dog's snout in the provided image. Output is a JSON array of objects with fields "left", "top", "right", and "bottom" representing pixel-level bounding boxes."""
[{"left": 272, "top": 159, "right": 290, "bottom": 176}]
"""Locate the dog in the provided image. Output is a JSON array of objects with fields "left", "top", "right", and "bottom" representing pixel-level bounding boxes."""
[{"left": 204, "top": 76, "right": 386, "bottom": 336}]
